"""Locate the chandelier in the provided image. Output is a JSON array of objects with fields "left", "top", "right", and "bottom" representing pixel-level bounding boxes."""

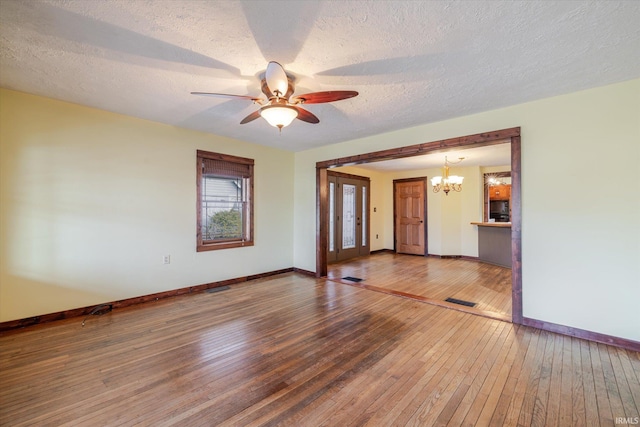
[{"left": 431, "top": 156, "right": 464, "bottom": 195}]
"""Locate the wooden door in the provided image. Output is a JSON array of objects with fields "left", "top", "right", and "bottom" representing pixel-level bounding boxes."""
[
  {"left": 394, "top": 178, "right": 427, "bottom": 255},
  {"left": 328, "top": 172, "right": 370, "bottom": 263}
]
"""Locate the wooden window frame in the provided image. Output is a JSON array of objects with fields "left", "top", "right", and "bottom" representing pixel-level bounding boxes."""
[{"left": 197, "top": 150, "right": 254, "bottom": 252}]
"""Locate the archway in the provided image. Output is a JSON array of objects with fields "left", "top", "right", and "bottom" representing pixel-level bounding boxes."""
[{"left": 315, "top": 127, "right": 522, "bottom": 324}]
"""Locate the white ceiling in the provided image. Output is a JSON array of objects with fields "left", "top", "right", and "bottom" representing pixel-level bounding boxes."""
[{"left": 1, "top": 0, "right": 639, "bottom": 153}]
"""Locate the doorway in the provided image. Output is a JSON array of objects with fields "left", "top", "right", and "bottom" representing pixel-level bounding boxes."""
[
  {"left": 328, "top": 171, "right": 370, "bottom": 263},
  {"left": 393, "top": 178, "right": 427, "bottom": 255},
  {"left": 316, "top": 127, "right": 522, "bottom": 324}
]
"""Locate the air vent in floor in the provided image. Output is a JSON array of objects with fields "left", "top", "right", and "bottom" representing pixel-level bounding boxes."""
[
  {"left": 445, "top": 297, "right": 476, "bottom": 307},
  {"left": 206, "top": 286, "right": 230, "bottom": 293},
  {"left": 342, "top": 277, "right": 363, "bottom": 282}
]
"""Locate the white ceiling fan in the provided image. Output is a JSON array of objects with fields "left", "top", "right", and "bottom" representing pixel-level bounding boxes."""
[{"left": 192, "top": 61, "right": 358, "bottom": 131}]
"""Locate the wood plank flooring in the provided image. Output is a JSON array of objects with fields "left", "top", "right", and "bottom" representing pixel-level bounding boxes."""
[
  {"left": 1, "top": 272, "right": 638, "bottom": 426},
  {"left": 329, "top": 253, "right": 512, "bottom": 319}
]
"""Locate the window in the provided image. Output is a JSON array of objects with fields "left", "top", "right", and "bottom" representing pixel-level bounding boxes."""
[{"left": 197, "top": 150, "right": 254, "bottom": 251}]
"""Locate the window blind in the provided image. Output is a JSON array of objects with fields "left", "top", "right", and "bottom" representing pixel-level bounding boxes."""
[{"left": 202, "top": 158, "right": 251, "bottom": 178}]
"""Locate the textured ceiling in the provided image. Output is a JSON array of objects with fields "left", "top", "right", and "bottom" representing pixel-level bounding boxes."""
[{"left": 1, "top": 0, "right": 639, "bottom": 152}]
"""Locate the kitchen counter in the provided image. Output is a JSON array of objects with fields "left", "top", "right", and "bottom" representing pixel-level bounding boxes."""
[
  {"left": 470, "top": 222, "right": 511, "bottom": 228},
  {"left": 471, "top": 222, "right": 512, "bottom": 268}
]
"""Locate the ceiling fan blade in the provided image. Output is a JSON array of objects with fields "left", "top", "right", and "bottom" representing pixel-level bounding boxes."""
[
  {"left": 191, "top": 92, "right": 260, "bottom": 101},
  {"left": 240, "top": 110, "right": 262, "bottom": 124},
  {"left": 291, "top": 90, "right": 358, "bottom": 104},
  {"left": 265, "top": 61, "right": 289, "bottom": 97},
  {"left": 293, "top": 106, "right": 320, "bottom": 124}
]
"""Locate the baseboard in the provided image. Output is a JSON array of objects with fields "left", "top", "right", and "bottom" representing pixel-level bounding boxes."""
[
  {"left": 370, "top": 249, "right": 395, "bottom": 255},
  {"left": 372, "top": 251, "right": 481, "bottom": 262},
  {"left": 293, "top": 267, "right": 316, "bottom": 277},
  {"left": 522, "top": 317, "right": 640, "bottom": 352},
  {"left": 0, "top": 267, "right": 296, "bottom": 333},
  {"left": 426, "top": 254, "right": 481, "bottom": 262}
]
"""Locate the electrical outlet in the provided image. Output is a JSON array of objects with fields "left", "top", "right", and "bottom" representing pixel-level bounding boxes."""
[
  {"left": 163, "top": 255, "right": 170, "bottom": 265},
  {"left": 376, "top": 234, "right": 379, "bottom": 239}
]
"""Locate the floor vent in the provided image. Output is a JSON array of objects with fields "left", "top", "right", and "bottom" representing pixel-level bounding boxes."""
[
  {"left": 206, "top": 286, "right": 230, "bottom": 293},
  {"left": 445, "top": 297, "right": 476, "bottom": 307},
  {"left": 343, "top": 277, "right": 363, "bottom": 282}
]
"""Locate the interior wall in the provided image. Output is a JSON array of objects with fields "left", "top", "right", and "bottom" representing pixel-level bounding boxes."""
[
  {"left": 0, "top": 89, "right": 295, "bottom": 322},
  {"left": 339, "top": 164, "right": 482, "bottom": 256},
  {"left": 294, "top": 78, "right": 640, "bottom": 342}
]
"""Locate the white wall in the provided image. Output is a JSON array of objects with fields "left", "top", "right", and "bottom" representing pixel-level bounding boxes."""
[
  {"left": 294, "top": 79, "right": 640, "bottom": 342},
  {"left": 0, "top": 89, "right": 295, "bottom": 322}
]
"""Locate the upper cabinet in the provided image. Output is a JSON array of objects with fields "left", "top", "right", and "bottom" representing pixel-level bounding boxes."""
[
  {"left": 483, "top": 171, "right": 511, "bottom": 222},
  {"left": 490, "top": 184, "right": 511, "bottom": 201}
]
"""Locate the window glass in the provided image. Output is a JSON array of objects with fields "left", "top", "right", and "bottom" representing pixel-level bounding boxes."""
[{"left": 197, "top": 150, "right": 254, "bottom": 251}]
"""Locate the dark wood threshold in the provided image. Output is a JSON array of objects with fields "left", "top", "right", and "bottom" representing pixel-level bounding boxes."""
[
  {"left": 0, "top": 267, "right": 295, "bottom": 333},
  {"left": 330, "top": 277, "right": 511, "bottom": 323},
  {"left": 522, "top": 317, "right": 640, "bottom": 353}
]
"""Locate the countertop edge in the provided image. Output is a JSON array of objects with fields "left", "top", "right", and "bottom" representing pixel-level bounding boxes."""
[{"left": 470, "top": 222, "right": 512, "bottom": 228}]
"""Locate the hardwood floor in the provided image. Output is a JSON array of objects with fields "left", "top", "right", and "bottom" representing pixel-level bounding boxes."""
[
  {"left": 1, "top": 272, "right": 638, "bottom": 426},
  {"left": 329, "top": 253, "right": 512, "bottom": 320}
]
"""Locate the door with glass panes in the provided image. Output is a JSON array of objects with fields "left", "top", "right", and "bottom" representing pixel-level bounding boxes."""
[{"left": 327, "top": 172, "right": 370, "bottom": 263}]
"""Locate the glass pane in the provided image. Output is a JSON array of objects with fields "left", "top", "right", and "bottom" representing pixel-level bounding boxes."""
[
  {"left": 202, "top": 176, "right": 244, "bottom": 240},
  {"left": 329, "top": 182, "right": 335, "bottom": 252},
  {"left": 362, "top": 186, "right": 367, "bottom": 246},
  {"left": 342, "top": 184, "right": 356, "bottom": 249}
]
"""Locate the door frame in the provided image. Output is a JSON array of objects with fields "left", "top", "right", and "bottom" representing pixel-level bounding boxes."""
[
  {"left": 393, "top": 177, "right": 428, "bottom": 255},
  {"left": 327, "top": 170, "right": 371, "bottom": 263},
  {"left": 316, "top": 127, "right": 523, "bottom": 324}
]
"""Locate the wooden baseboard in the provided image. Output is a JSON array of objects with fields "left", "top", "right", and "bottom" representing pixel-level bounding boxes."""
[
  {"left": 371, "top": 251, "right": 481, "bottom": 262},
  {"left": 370, "top": 249, "right": 395, "bottom": 255},
  {"left": 426, "top": 254, "right": 481, "bottom": 262},
  {"left": 293, "top": 267, "right": 316, "bottom": 277},
  {"left": 0, "top": 267, "right": 295, "bottom": 333},
  {"left": 522, "top": 317, "right": 640, "bottom": 352}
]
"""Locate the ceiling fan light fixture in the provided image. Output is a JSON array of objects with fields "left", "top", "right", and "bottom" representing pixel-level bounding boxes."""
[
  {"left": 260, "top": 105, "right": 298, "bottom": 129},
  {"left": 192, "top": 61, "right": 357, "bottom": 128}
]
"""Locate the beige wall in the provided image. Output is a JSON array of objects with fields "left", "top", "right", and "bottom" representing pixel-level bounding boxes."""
[
  {"left": 338, "top": 164, "right": 483, "bottom": 256},
  {"left": 2, "top": 79, "right": 639, "bottom": 343},
  {"left": 294, "top": 79, "right": 640, "bottom": 342},
  {"left": 0, "top": 89, "right": 295, "bottom": 322}
]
